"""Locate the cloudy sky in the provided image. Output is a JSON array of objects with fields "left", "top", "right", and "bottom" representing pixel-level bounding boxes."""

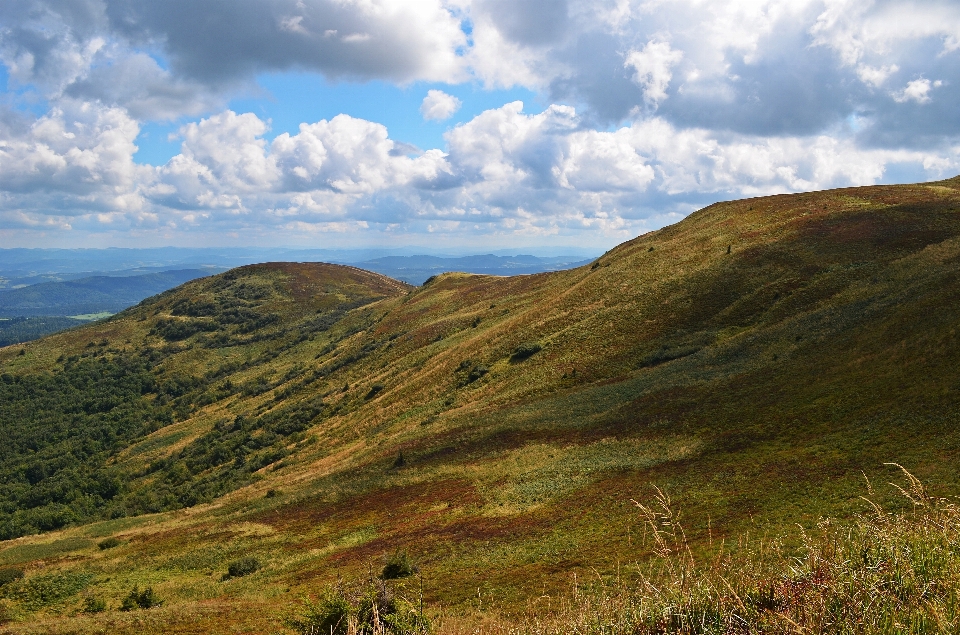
[{"left": 1, "top": 0, "right": 959, "bottom": 251}]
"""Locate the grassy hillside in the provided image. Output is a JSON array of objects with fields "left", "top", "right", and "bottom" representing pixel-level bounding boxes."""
[{"left": 2, "top": 178, "right": 960, "bottom": 632}]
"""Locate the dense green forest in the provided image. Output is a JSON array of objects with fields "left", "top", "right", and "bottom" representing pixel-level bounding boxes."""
[
  {"left": 0, "top": 317, "right": 87, "bottom": 347},
  {"left": 0, "top": 264, "right": 394, "bottom": 540},
  {"left": 0, "top": 335, "right": 341, "bottom": 539},
  {"left": 0, "top": 349, "right": 173, "bottom": 538}
]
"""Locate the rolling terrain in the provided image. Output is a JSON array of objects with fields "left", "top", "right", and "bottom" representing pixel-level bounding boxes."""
[{"left": 2, "top": 178, "right": 960, "bottom": 632}]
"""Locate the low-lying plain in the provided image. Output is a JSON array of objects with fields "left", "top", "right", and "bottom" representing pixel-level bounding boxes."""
[{"left": 2, "top": 178, "right": 960, "bottom": 633}]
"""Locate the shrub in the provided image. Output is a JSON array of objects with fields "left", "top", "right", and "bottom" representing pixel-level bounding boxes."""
[
  {"left": 97, "top": 537, "right": 121, "bottom": 550},
  {"left": 381, "top": 550, "right": 416, "bottom": 580},
  {"left": 357, "top": 580, "right": 430, "bottom": 635},
  {"left": 289, "top": 588, "right": 353, "bottom": 635},
  {"left": 365, "top": 384, "right": 385, "bottom": 399},
  {"left": 510, "top": 342, "right": 542, "bottom": 362},
  {"left": 288, "top": 580, "right": 430, "bottom": 635},
  {"left": 119, "top": 585, "right": 161, "bottom": 611},
  {"left": 0, "top": 599, "right": 17, "bottom": 624},
  {"left": 467, "top": 366, "right": 489, "bottom": 383},
  {"left": 226, "top": 556, "right": 260, "bottom": 579},
  {"left": 0, "top": 567, "right": 24, "bottom": 587},
  {"left": 82, "top": 595, "right": 106, "bottom": 613}
]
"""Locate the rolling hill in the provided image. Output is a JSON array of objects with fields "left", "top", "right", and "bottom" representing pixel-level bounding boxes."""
[{"left": 2, "top": 178, "right": 960, "bottom": 632}]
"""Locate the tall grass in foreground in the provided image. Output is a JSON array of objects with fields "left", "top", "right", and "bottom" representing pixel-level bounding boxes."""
[{"left": 435, "top": 466, "right": 960, "bottom": 634}]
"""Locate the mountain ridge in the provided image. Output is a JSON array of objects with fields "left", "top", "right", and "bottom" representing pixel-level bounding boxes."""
[{"left": 1, "top": 177, "right": 960, "bottom": 632}]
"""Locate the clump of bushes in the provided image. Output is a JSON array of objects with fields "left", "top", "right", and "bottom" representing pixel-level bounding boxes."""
[
  {"left": 225, "top": 556, "right": 260, "bottom": 579},
  {"left": 2, "top": 571, "right": 90, "bottom": 611},
  {"left": 381, "top": 550, "right": 417, "bottom": 580},
  {"left": 97, "top": 537, "right": 122, "bottom": 550},
  {"left": 82, "top": 595, "right": 106, "bottom": 613},
  {"left": 510, "top": 342, "right": 542, "bottom": 362},
  {"left": 288, "top": 578, "right": 429, "bottom": 635},
  {"left": 0, "top": 567, "right": 24, "bottom": 587},
  {"left": 119, "top": 585, "right": 161, "bottom": 611},
  {"left": 455, "top": 359, "right": 489, "bottom": 386}
]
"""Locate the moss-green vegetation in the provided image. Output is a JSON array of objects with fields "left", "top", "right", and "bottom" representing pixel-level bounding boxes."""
[
  {"left": 1, "top": 179, "right": 960, "bottom": 632},
  {"left": 0, "top": 316, "right": 86, "bottom": 347}
]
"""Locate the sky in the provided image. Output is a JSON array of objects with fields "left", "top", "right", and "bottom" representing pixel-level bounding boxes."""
[{"left": 1, "top": 1, "right": 959, "bottom": 252}]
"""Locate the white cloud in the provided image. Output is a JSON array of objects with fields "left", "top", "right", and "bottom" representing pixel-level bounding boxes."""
[
  {"left": 3, "top": 0, "right": 960, "bottom": 246},
  {"left": 624, "top": 40, "right": 684, "bottom": 108},
  {"left": 420, "top": 90, "right": 462, "bottom": 121},
  {"left": 856, "top": 64, "right": 898, "bottom": 88},
  {"left": 0, "top": 100, "right": 148, "bottom": 206},
  {"left": 892, "top": 78, "right": 943, "bottom": 104}
]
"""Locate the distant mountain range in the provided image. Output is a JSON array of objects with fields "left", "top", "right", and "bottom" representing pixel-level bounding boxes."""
[
  {"left": 0, "top": 254, "right": 596, "bottom": 315},
  {"left": 356, "top": 254, "right": 593, "bottom": 284},
  {"left": 0, "top": 246, "right": 600, "bottom": 288},
  {"left": 0, "top": 253, "right": 596, "bottom": 344},
  {"left": 0, "top": 269, "right": 211, "bottom": 318}
]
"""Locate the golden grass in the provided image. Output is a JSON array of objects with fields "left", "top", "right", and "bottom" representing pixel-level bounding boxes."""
[{"left": 433, "top": 467, "right": 960, "bottom": 634}]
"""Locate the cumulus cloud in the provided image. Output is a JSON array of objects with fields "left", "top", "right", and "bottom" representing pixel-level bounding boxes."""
[
  {"left": 0, "top": 100, "right": 148, "bottom": 205},
  {"left": 2, "top": 98, "right": 958, "bottom": 243},
  {"left": 104, "top": 0, "right": 467, "bottom": 83},
  {"left": 420, "top": 90, "right": 462, "bottom": 121},
  {"left": 2, "top": 0, "right": 960, "bottom": 245},
  {"left": 624, "top": 41, "right": 683, "bottom": 109},
  {"left": 892, "top": 78, "right": 943, "bottom": 104},
  {"left": 856, "top": 64, "right": 899, "bottom": 88},
  {"left": 121, "top": 103, "right": 953, "bottom": 240}
]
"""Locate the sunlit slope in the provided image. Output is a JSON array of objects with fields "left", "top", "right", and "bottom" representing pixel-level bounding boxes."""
[{"left": 3, "top": 178, "right": 960, "bottom": 633}]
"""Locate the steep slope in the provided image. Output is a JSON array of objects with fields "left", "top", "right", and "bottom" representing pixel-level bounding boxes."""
[
  {"left": 0, "top": 263, "right": 410, "bottom": 538},
  {"left": 2, "top": 178, "right": 960, "bottom": 633}
]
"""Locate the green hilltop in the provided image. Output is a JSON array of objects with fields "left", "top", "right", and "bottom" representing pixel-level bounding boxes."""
[{"left": 2, "top": 178, "right": 960, "bottom": 632}]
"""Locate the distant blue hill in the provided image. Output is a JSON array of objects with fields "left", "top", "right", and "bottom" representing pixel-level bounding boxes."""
[
  {"left": 0, "top": 269, "right": 211, "bottom": 318},
  {"left": 355, "top": 254, "right": 594, "bottom": 285}
]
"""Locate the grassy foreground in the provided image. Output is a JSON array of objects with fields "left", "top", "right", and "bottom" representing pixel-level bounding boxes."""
[
  {"left": 2, "top": 178, "right": 960, "bottom": 632},
  {"left": 272, "top": 467, "right": 960, "bottom": 634},
  {"left": 457, "top": 467, "right": 960, "bottom": 634}
]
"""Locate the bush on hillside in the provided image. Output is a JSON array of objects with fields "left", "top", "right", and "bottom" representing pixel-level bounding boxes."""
[
  {"left": 82, "top": 595, "right": 106, "bottom": 613},
  {"left": 510, "top": 342, "right": 542, "bottom": 362},
  {"left": 119, "top": 586, "right": 161, "bottom": 611},
  {"left": 381, "top": 550, "right": 417, "bottom": 580},
  {"left": 288, "top": 578, "right": 429, "bottom": 635},
  {"left": 226, "top": 556, "right": 260, "bottom": 579},
  {"left": 0, "top": 568, "right": 24, "bottom": 587},
  {"left": 97, "top": 537, "right": 121, "bottom": 550}
]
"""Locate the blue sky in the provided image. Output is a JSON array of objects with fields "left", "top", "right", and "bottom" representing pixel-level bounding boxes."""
[
  {"left": 1, "top": 0, "right": 959, "bottom": 251},
  {"left": 136, "top": 76, "right": 542, "bottom": 166}
]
